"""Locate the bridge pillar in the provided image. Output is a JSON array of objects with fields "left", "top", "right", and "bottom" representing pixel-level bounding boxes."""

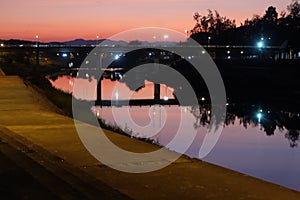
[
  {"left": 96, "top": 79, "right": 102, "bottom": 106},
  {"left": 154, "top": 83, "right": 160, "bottom": 102}
]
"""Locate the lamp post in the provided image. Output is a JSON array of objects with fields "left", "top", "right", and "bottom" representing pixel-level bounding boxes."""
[
  {"left": 35, "top": 35, "right": 39, "bottom": 66},
  {"left": 96, "top": 36, "right": 99, "bottom": 45},
  {"left": 184, "top": 29, "right": 189, "bottom": 38},
  {"left": 163, "top": 34, "right": 169, "bottom": 43},
  {"left": 208, "top": 36, "right": 211, "bottom": 47}
]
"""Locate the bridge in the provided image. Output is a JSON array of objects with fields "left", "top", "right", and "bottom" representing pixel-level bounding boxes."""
[{"left": 1, "top": 43, "right": 284, "bottom": 61}]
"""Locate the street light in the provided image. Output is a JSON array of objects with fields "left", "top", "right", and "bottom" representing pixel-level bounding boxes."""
[{"left": 257, "top": 41, "right": 264, "bottom": 48}]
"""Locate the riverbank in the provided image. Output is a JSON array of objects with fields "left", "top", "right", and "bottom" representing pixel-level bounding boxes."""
[{"left": 1, "top": 73, "right": 300, "bottom": 199}]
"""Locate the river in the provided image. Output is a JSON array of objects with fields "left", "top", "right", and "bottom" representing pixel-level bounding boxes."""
[{"left": 49, "top": 74, "right": 300, "bottom": 192}]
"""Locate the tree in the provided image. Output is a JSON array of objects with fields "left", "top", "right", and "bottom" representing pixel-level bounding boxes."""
[
  {"left": 190, "top": 0, "right": 299, "bottom": 46},
  {"left": 263, "top": 6, "right": 278, "bottom": 24},
  {"left": 191, "top": 10, "right": 236, "bottom": 35},
  {"left": 243, "top": 14, "right": 261, "bottom": 27},
  {"left": 287, "top": 0, "right": 300, "bottom": 18}
]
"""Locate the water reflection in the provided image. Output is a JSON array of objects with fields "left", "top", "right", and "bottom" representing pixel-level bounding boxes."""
[
  {"left": 225, "top": 104, "right": 300, "bottom": 147},
  {"left": 286, "top": 130, "right": 300, "bottom": 148},
  {"left": 49, "top": 74, "right": 300, "bottom": 148},
  {"left": 48, "top": 73, "right": 175, "bottom": 101},
  {"left": 190, "top": 106, "right": 210, "bottom": 129}
]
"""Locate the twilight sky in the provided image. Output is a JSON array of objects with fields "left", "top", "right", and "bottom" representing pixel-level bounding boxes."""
[{"left": 0, "top": 0, "right": 291, "bottom": 42}]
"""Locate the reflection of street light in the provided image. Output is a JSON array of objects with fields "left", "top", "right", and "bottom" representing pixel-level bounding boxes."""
[
  {"left": 164, "top": 85, "right": 169, "bottom": 101},
  {"left": 99, "top": 53, "right": 104, "bottom": 68},
  {"left": 114, "top": 54, "right": 120, "bottom": 60},
  {"left": 115, "top": 90, "right": 119, "bottom": 101}
]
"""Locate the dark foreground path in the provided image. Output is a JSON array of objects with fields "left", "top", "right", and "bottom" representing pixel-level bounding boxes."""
[
  {"left": 0, "top": 129, "right": 130, "bottom": 200},
  {"left": 0, "top": 146, "right": 57, "bottom": 200}
]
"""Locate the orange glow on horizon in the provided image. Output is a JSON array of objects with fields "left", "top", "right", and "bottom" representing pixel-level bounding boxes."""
[{"left": 0, "top": 0, "right": 291, "bottom": 42}]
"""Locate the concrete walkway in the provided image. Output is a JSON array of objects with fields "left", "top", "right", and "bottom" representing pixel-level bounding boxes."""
[{"left": 0, "top": 75, "right": 300, "bottom": 199}]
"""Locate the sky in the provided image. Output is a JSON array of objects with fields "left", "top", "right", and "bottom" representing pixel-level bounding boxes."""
[{"left": 0, "top": 0, "right": 292, "bottom": 42}]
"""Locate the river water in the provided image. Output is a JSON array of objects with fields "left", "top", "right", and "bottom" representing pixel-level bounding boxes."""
[{"left": 49, "top": 74, "right": 300, "bottom": 192}]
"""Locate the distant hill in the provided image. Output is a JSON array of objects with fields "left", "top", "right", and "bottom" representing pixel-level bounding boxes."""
[
  {"left": 63, "top": 38, "right": 104, "bottom": 46},
  {"left": 1, "top": 39, "right": 34, "bottom": 46},
  {"left": 0, "top": 38, "right": 179, "bottom": 47}
]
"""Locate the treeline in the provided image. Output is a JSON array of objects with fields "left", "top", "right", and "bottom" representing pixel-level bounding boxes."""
[{"left": 190, "top": 0, "right": 300, "bottom": 47}]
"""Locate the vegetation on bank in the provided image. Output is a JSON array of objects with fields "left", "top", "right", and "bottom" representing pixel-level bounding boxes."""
[
  {"left": 1, "top": 63, "right": 73, "bottom": 116},
  {"left": 0, "top": 62, "right": 158, "bottom": 145}
]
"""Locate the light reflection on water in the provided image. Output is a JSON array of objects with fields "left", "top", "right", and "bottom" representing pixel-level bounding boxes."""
[{"left": 49, "top": 75, "right": 300, "bottom": 192}]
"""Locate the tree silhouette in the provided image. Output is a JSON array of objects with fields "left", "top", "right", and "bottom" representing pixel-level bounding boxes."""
[
  {"left": 191, "top": 10, "right": 236, "bottom": 35},
  {"left": 263, "top": 6, "right": 278, "bottom": 24},
  {"left": 190, "top": 0, "right": 300, "bottom": 47},
  {"left": 285, "top": 130, "right": 300, "bottom": 148},
  {"left": 287, "top": 0, "right": 300, "bottom": 18}
]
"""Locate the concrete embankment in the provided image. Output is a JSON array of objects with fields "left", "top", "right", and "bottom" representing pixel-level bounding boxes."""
[{"left": 0, "top": 74, "right": 300, "bottom": 199}]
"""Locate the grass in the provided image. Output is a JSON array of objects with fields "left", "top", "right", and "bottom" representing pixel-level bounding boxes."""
[
  {"left": 1, "top": 62, "right": 73, "bottom": 116},
  {"left": 0, "top": 61, "right": 159, "bottom": 145}
]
